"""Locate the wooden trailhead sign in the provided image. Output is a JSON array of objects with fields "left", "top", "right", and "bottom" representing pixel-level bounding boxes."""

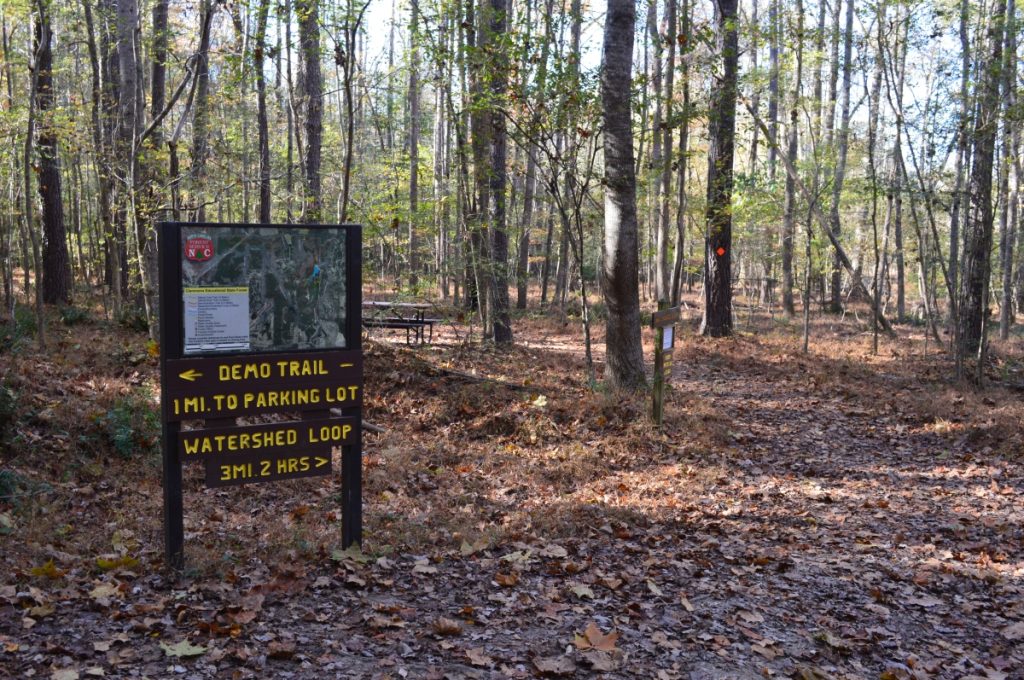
[
  {"left": 159, "top": 222, "right": 363, "bottom": 569},
  {"left": 651, "top": 303, "right": 680, "bottom": 427}
]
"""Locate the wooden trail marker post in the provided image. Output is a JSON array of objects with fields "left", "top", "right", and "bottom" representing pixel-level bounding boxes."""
[
  {"left": 159, "top": 223, "right": 363, "bottom": 569},
  {"left": 651, "top": 302, "right": 680, "bottom": 427}
]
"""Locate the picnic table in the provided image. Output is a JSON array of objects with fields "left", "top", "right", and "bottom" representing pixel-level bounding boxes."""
[{"left": 361, "top": 301, "right": 437, "bottom": 344}]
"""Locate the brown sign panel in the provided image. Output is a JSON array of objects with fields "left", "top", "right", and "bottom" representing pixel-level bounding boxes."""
[
  {"left": 164, "top": 350, "right": 362, "bottom": 422},
  {"left": 651, "top": 307, "right": 681, "bottom": 328},
  {"left": 179, "top": 416, "right": 357, "bottom": 460},
  {"left": 165, "top": 350, "right": 362, "bottom": 399},
  {"left": 205, "top": 451, "right": 333, "bottom": 487}
]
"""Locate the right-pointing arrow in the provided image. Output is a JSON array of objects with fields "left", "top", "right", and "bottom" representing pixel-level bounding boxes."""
[{"left": 314, "top": 456, "right": 329, "bottom": 468}]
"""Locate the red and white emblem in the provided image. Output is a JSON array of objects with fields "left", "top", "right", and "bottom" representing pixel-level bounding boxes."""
[{"left": 185, "top": 235, "right": 214, "bottom": 262}]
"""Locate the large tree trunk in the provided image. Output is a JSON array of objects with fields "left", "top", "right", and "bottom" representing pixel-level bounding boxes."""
[
  {"left": 486, "top": 0, "right": 512, "bottom": 343},
  {"left": 297, "top": 0, "right": 322, "bottom": 223},
  {"left": 998, "top": 0, "right": 1018, "bottom": 339},
  {"left": 35, "top": 6, "right": 70, "bottom": 305},
  {"left": 255, "top": 0, "right": 271, "bottom": 222},
  {"left": 190, "top": 0, "right": 213, "bottom": 221},
  {"left": 781, "top": 0, "right": 804, "bottom": 318},
  {"left": 408, "top": 0, "right": 420, "bottom": 286},
  {"left": 949, "top": 0, "right": 971, "bottom": 321},
  {"left": 670, "top": 0, "right": 691, "bottom": 306},
  {"left": 766, "top": 0, "right": 780, "bottom": 181},
  {"left": 601, "top": 0, "right": 645, "bottom": 390},
  {"left": 956, "top": 0, "right": 1006, "bottom": 374},
  {"left": 656, "top": 0, "right": 677, "bottom": 303},
  {"left": 701, "top": 0, "right": 739, "bottom": 337}
]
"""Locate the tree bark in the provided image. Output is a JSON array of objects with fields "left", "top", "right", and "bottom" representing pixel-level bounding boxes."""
[
  {"left": 255, "top": 0, "right": 271, "bottom": 223},
  {"left": 656, "top": 0, "right": 677, "bottom": 303},
  {"left": 781, "top": 0, "right": 803, "bottom": 318},
  {"left": 702, "top": 0, "right": 739, "bottom": 337},
  {"left": 408, "top": 0, "right": 420, "bottom": 286},
  {"left": 601, "top": 0, "right": 645, "bottom": 389},
  {"left": 487, "top": 0, "right": 512, "bottom": 343},
  {"left": 34, "top": 4, "right": 71, "bottom": 305},
  {"left": 998, "top": 0, "right": 1017, "bottom": 339},
  {"left": 297, "top": 0, "right": 322, "bottom": 223},
  {"left": 956, "top": 0, "right": 1005, "bottom": 373}
]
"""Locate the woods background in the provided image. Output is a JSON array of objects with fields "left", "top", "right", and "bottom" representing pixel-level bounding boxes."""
[{"left": 0, "top": 0, "right": 1018, "bottom": 377}]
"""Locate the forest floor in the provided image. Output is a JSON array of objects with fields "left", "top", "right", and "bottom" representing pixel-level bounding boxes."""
[{"left": 0, "top": 291, "right": 1022, "bottom": 679}]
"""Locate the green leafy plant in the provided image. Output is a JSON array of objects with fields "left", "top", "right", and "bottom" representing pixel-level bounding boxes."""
[
  {"left": 91, "top": 392, "right": 159, "bottom": 459},
  {"left": 59, "top": 306, "right": 90, "bottom": 326}
]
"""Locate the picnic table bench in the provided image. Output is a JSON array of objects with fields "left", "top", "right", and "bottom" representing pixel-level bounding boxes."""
[{"left": 362, "top": 301, "right": 438, "bottom": 344}]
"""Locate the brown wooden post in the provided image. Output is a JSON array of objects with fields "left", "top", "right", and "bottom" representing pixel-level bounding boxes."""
[{"left": 651, "top": 301, "right": 679, "bottom": 427}]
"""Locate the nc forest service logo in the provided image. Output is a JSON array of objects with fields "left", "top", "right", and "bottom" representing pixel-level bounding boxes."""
[{"left": 185, "top": 234, "right": 214, "bottom": 262}]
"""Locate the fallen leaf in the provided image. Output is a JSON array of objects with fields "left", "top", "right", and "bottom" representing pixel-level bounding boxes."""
[
  {"left": 570, "top": 583, "right": 594, "bottom": 599},
  {"left": 647, "top": 579, "right": 664, "bottom": 596},
  {"left": 751, "top": 643, "right": 777, "bottom": 660},
  {"left": 680, "top": 594, "right": 695, "bottom": 612},
  {"left": 495, "top": 571, "right": 519, "bottom": 587},
  {"left": 905, "top": 594, "right": 943, "bottom": 608},
  {"left": 465, "top": 647, "right": 492, "bottom": 667},
  {"left": 431, "top": 617, "right": 462, "bottom": 636},
  {"left": 331, "top": 544, "right": 370, "bottom": 564},
  {"left": 581, "top": 649, "right": 619, "bottom": 671},
  {"left": 89, "top": 582, "right": 120, "bottom": 606},
  {"left": 267, "top": 640, "right": 296, "bottom": 660},
  {"left": 159, "top": 640, "right": 206, "bottom": 658},
  {"left": 532, "top": 655, "right": 576, "bottom": 676},
  {"left": 1001, "top": 621, "right": 1024, "bottom": 641},
  {"left": 30, "top": 559, "right": 64, "bottom": 579},
  {"left": 574, "top": 622, "right": 619, "bottom": 652},
  {"left": 738, "top": 609, "right": 764, "bottom": 624},
  {"left": 51, "top": 670, "right": 79, "bottom": 680}
]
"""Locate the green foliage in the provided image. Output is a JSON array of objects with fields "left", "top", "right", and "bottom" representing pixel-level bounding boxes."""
[
  {"left": 88, "top": 391, "right": 159, "bottom": 459},
  {"left": 0, "top": 305, "right": 37, "bottom": 352},
  {"left": 116, "top": 306, "right": 149, "bottom": 333},
  {"left": 0, "top": 468, "right": 25, "bottom": 503},
  {"left": 59, "top": 306, "right": 90, "bottom": 326},
  {"left": 0, "top": 384, "right": 16, "bottom": 437}
]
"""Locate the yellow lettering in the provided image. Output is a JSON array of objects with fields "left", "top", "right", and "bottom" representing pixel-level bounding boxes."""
[
  {"left": 183, "top": 438, "right": 199, "bottom": 455},
  {"left": 220, "top": 465, "right": 231, "bottom": 481},
  {"left": 277, "top": 458, "right": 289, "bottom": 474},
  {"left": 219, "top": 365, "right": 231, "bottom": 381},
  {"left": 289, "top": 360, "right": 299, "bottom": 376},
  {"left": 298, "top": 456, "right": 310, "bottom": 471},
  {"left": 260, "top": 460, "right": 271, "bottom": 476}
]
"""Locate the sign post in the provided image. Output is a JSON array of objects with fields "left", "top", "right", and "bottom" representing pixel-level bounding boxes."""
[
  {"left": 159, "top": 223, "right": 362, "bottom": 569},
  {"left": 651, "top": 301, "right": 680, "bottom": 427}
]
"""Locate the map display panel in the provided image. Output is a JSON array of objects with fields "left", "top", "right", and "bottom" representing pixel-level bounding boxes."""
[{"left": 180, "top": 226, "right": 349, "bottom": 354}]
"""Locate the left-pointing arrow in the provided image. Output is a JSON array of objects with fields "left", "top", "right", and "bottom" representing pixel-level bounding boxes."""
[
  {"left": 314, "top": 456, "right": 329, "bottom": 468},
  {"left": 179, "top": 369, "right": 203, "bottom": 382}
]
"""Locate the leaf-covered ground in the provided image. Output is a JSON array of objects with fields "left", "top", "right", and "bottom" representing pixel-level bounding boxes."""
[{"left": 0, "top": 300, "right": 1022, "bottom": 679}]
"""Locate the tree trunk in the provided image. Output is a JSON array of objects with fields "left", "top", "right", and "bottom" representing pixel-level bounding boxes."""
[
  {"left": 781, "top": 0, "right": 803, "bottom": 318},
  {"left": 601, "top": 0, "right": 645, "bottom": 390},
  {"left": 656, "top": 0, "right": 677, "bottom": 303},
  {"left": 255, "top": 0, "right": 271, "bottom": 223},
  {"left": 35, "top": 5, "right": 70, "bottom": 305},
  {"left": 949, "top": 0, "right": 971, "bottom": 321},
  {"left": 998, "top": 0, "right": 1017, "bottom": 339},
  {"left": 956, "top": 0, "right": 1006, "bottom": 373},
  {"left": 701, "top": 0, "right": 739, "bottom": 337},
  {"left": 298, "top": 0, "right": 322, "bottom": 223},
  {"left": 190, "top": 0, "right": 213, "bottom": 221},
  {"left": 408, "top": 0, "right": 420, "bottom": 286},
  {"left": 767, "top": 0, "right": 780, "bottom": 181},
  {"left": 487, "top": 0, "right": 511, "bottom": 343}
]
